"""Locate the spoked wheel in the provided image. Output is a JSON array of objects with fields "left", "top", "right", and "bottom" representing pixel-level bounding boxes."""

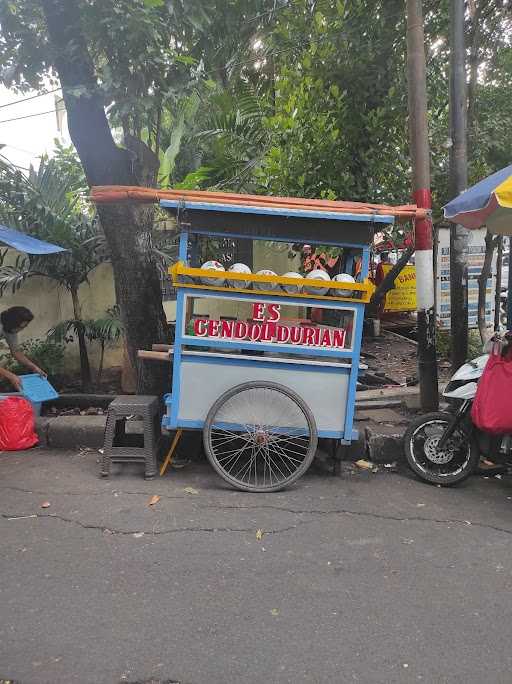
[
  {"left": 203, "top": 381, "right": 318, "bottom": 492},
  {"left": 404, "top": 412, "right": 479, "bottom": 486}
]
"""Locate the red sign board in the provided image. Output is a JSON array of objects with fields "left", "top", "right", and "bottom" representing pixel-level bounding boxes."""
[{"left": 192, "top": 303, "right": 347, "bottom": 349}]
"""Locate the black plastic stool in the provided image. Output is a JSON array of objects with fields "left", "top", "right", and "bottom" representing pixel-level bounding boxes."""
[{"left": 101, "top": 395, "right": 160, "bottom": 479}]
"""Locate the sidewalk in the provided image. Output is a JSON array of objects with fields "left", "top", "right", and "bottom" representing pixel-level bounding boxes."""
[{"left": 2, "top": 448, "right": 512, "bottom": 684}]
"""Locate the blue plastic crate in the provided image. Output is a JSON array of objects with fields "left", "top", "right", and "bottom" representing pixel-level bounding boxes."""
[{"left": 19, "top": 374, "right": 59, "bottom": 403}]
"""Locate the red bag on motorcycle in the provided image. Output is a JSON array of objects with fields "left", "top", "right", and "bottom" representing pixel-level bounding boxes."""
[
  {"left": 0, "top": 397, "right": 38, "bottom": 451},
  {"left": 471, "top": 350, "right": 512, "bottom": 434}
]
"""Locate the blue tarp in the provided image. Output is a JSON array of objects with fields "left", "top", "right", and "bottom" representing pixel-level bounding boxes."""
[{"left": 0, "top": 225, "right": 67, "bottom": 255}]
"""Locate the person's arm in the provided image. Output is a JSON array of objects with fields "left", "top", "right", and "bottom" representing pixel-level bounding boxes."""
[
  {"left": 4, "top": 332, "right": 47, "bottom": 379},
  {"left": 0, "top": 365, "right": 22, "bottom": 391},
  {"left": 11, "top": 349, "right": 47, "bottom": 378}
]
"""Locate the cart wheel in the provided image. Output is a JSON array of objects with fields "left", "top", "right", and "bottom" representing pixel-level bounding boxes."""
[{"left": 203, "top": 381, "right": 318, "bottom": 492}]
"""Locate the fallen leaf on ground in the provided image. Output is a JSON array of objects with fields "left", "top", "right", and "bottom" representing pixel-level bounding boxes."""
[
  {"left": 270, "top": 608, "right": 280, "bottom": 616},
  {"left": 184, "top": 487, "right": 199, "bottom": 495},
  {"left": 148, "top": 495, "right": 161, "bottom": 506},
  {"left": 256, "top": 529, "right": 263, "bottom": 540},
  {"left": 355, "top": 459, "right": 374, "bottom": 470},
  {"left": 40, "top": 501, "right": 51, "bottom": 509}
]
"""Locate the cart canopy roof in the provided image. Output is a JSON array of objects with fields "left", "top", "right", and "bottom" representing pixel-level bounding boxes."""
[
  {"left": 90, "top": 186, "right": 426, "bottom": 247},
  {"left": 160, "top": 198, "right": 393, "bottom": 247}
]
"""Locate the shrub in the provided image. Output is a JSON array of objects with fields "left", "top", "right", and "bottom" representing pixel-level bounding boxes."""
[
  {"left": 0, "top": 338, "right": 65, "bottom": 378},
  {"left": 436, "top": 328, "right": 484, "bottom": 362}
]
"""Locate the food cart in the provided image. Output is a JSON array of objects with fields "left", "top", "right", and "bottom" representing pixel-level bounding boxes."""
[
  {"left": 157, "top": 194, "right": 395, "bottom": 492},
  {"left": 91, "top": 186, "right": 423, "bottom": 492}
]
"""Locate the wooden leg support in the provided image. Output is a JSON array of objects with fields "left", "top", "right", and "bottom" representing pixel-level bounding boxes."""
[{"left": 159, "top": 429, "right": 183, "bottom": 477}]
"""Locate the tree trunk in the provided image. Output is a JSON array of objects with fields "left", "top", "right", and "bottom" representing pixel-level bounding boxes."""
[
  {"left": 406, "top": 0, "right": 439, "bottom": 411},
  {"left": 40, "top": 0, "right": 168, "bottom": 394},
  {"left": 477, "top": 231, "right": 497, "bottom": 344},
  {"left": 70, "top": 287, "right": 92, "bottom": 392},
  {"left": 467, "top": 2, "right": 483, "bottom": 140},
  {"left": 97, "top": 341, "right": 105, "bottom": 387},
  {"left": 370, "top": 245, "right": 415, "bottom": 306},
  {"left": 449, "top": 0, "right": 469, "bottom": 370}
]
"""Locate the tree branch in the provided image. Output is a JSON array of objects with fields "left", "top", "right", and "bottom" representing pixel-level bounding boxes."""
[{"left": 370, "top": 245, "right": 415, "bottom": 306}]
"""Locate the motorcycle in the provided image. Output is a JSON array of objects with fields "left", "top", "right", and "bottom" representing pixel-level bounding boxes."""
[{"left": 404, "top": 332, "right": 512, "bottom": 486}]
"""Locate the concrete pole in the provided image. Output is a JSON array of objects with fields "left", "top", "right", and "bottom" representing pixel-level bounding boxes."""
[
  {"left": 508, "top": 254, "right": 512, "bottom": 329},
  {"left": 406, "top": 0, "right": 439, "bottom": 410},
  {"left": 449, "top": 0, "right": 469, "bottom": 368}
]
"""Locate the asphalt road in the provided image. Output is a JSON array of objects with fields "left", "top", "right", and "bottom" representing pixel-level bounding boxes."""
[{"left": 1, "top": 449, "right": 512, "bottom": 684}]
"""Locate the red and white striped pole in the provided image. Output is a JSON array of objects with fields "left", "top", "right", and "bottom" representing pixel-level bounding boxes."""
[
  {"left": 413, "top": 189, "right": 435, "bottom": 314},
  {"left": 407, "top": 0, "right": 439, "bottom": 410}
]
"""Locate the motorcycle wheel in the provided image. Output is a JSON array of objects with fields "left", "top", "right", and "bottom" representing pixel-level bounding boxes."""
[{"left": 404, "top": 411, "right": 479, "bottom": 486}]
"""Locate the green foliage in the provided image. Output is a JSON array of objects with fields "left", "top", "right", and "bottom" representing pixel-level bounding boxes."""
[
  {"left": 86, "top": 306, "right": 124, "bottom": 347},
  {"left": 47, "top": 319, "right": 93, "bottom": 346},
  {"left": 436, "top": 328, "right": 484, "bottom": 361},
  {"left": 48, "top": 311, "right": 122, "bottom": 352},
  {"left": 0, "top": 153, "right": 108, "bottom": 390},
  {"left": 0, "top": 0, "right": 509, "bottom": 214},
  {"left": 0, "top": 338, "right": 65, "bottom": 378},
  {"left": 159, "top": 93, "right": 201, "bottom": 187},
  {"left": 48, "top": 306, "right": 123, "bottom": 386},
  {"left": 86, "top": 305, "right": 123, "bottom": 385},
  {"left": 0, "top": 155, "right": 105, "bottom": 296},
  {"left": 257, "top": 0, "right": 411, "bottom": 202},
  {"left": 194, "top": 84, "right": 272, "bottom": 191},
  {"left": 51, "top": 140, "right": 88, "bottom": 196}
]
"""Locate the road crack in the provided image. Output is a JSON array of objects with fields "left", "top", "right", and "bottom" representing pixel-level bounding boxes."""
[
  {"left": 0, "top": 512, "right": 298, "bottom": 536},
  {"left": 0, "top": 485, "right": 188, "bottom": 500},
  {"left": 2, "top": 506, "right": 512, "bottom": 537}
]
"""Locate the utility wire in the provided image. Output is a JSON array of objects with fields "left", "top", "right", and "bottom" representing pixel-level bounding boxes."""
[
  {"left": 0, "top": 7, "right": 405, "bottom": 124},
  {"left": 0, "top": 87, "right": 61, "bottom": 110},
  {"left": 0, "top": 107, "right": 66, "bottom": 125}
]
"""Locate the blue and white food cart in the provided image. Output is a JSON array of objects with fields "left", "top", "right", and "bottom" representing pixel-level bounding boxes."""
[{"left": 157, "top": 194, "right": 394, "bottom": 491}]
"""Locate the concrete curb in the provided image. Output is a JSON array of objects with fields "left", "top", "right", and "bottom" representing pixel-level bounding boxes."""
[
  {"left": 365, "top": 424, "right": 404, "bottom": 464},
  {"left": 37, "top": 415, "right": 106, "bottom": 449},
  {"left": 36, "top": 413, "right": 407, "bottom": 466}
]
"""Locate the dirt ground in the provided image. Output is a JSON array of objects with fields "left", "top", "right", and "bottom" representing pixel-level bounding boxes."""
[{"left": 362, "top": 330, "right": 452, "bottom": 386}]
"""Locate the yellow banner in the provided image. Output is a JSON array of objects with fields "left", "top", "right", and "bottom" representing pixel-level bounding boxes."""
[{"left": 382, "top": 264, "right": 417, "bottom": 312}]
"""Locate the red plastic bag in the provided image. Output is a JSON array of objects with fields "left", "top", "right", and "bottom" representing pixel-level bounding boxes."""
[
  {"left": 0, "top": 397, "right": 38, "bottom": 451},
  {"left": 472, "top": 351, "right": 512, "bottom": 434}
]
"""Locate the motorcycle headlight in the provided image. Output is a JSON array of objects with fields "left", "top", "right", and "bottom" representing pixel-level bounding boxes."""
[{"left": 444, "top": 379, "right": 471, "bottom": 394}]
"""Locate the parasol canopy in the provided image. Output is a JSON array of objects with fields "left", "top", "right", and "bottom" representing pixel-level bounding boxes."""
[{"left": 443, "top": 163, "right": 512, "bottom": 235}]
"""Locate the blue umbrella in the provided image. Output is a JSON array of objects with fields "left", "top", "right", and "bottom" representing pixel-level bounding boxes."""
[
  {"left": 0, "top": 225, "right": 67, "bottom": 254},
  {"left": 443, "top": 164, "right": 512, "bottom": 327},
  {"left": 443, "top": 164, "right": 512, "bottom": 235}
]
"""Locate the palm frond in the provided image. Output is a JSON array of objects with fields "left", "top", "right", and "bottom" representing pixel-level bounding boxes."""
[
  {"left": 47, "top": 319, "right": 89, "bottom": 344},
  {"left": 195, "top": 84, "right": 270, "bottom": 190},
  {"left": 0, "top": 157, "right": 106, "bottom": 291},
  {"left": 0, "top": 252, "right": 44, "bottom": 294},
  {"left": 88, "top": 316, "right": 124, "bottom": 344}
]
